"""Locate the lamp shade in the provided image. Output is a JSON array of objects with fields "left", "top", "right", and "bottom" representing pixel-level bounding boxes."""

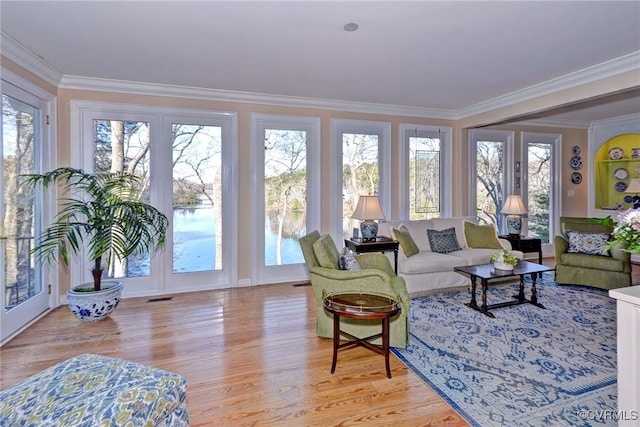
[
  {"left": 501, "top": 195, "right": 528, "bottom": 215},
  {"left": 352, "top": 195, "right": 386, "bottom": 220},
  {"left": 626, "top": 178, "right": 640, "bottom": 193}
]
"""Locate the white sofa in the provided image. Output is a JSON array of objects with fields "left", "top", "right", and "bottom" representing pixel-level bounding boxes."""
[{"left": 378, "top": 216, "right": 523, "bottom": 297}]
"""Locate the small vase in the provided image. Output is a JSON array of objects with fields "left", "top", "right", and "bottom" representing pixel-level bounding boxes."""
[{"left": 493, "top": 262, "right": 514, "bottom": 271}]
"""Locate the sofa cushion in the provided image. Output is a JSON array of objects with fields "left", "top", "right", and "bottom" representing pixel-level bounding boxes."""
[
  {"left": 400, "top": 251, "right": 466, "bottom": 274},
  {"left": 338, "top": 247, "right": 361, "bottom": 270},
  {"left": 565, "top": 230, "right": 611, "bottom": 256},
  {"left": 312, "top": 234, "right": 340, "bottom": 269},
  {"left": 430, "top": 216, "right": 477, "bottom": 248},
  {"left": 401, "top": 220, "right": 433, "bottom": 251},
  {"left": 391, "top": 226, "right": 420, "bottom": 258},
  {"left": 464, "top": 221, "right": 503, "bottom": 249},
  {"left": 427, "top": 227, "right": 461, "bottom": 254}
]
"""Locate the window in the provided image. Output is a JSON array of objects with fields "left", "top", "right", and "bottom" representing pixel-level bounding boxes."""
[
  {"left": 171, "top": 123, "right": 222, "bottom": 273},
  {"left": 469, "top": 129, "right": 514, "bottom": 231},
  {"left": 522, "top": 132, "right": 561, "bottom": 245},
  {"left": 93, "top": 119, "right": 151, "bottom": 277},
  {"left": 251, "top": 114, "right": 320, "bottom": 285},
  {"left": 72, "top": 101, "right": 237, "bottom": 293},
  {"left": 1, "top": 71, "right": 55, "bottom": 342},
  {"left": 399, "top": 124, "right": 453, "bottom": 219},
  {"left": 332, "top": 119, "right": 390, "bottom": 241}
]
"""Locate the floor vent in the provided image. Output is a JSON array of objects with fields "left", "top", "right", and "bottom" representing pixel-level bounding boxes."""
[{"left": 147, "top": 297, "right": 173, "bottom": 303}]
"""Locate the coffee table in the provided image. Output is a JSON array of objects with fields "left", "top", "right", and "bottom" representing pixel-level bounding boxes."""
[
  {"left": 453, "top": 260, "right": 554, "bottom": 318},
  {"left": 322, "top": 291, "right": 400, "bottom": 378}
]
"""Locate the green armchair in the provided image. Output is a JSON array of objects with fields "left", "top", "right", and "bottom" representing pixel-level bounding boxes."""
[
  {"left": 554, "top": 217, "right": 631, "bottom": 289},
  {"left": 299, "top": 231, "right": 409, "bottom": 348}
]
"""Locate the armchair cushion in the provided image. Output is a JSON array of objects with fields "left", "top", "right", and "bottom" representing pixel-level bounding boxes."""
[
  {"left": 312, "top": 234, "right": 340, "bottom": 269},
  {"left": 565, "top": 230, "right": 611, "bottom": 256},
  {"left": 427, "top": 227, "right": 461, "bottom": 254},
  {"left": 464, "top": 221, "right": 503, "bottom": 249}
]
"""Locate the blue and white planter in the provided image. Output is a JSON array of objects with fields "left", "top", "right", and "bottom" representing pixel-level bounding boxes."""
[{"left": 67, "top": 280, "right": 123, "bottom": 322}]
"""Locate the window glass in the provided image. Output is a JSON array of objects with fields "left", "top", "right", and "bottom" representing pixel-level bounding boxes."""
[
  {"left": 342, "top": 133, "right": 379, "bottom": 239},
  {"left": 93, "top": 119, "right": 151, "bottom": 277},
  {"left": 264, "top": 129, "right": 307, "bottom": 266},
  {"left": 171, "top": 124, "right": 222, "bottom": 272}
]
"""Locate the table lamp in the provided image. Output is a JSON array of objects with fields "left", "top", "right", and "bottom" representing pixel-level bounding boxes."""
[
  {"left": 625, "top": 178, "right": 640, "bottom": 209},
  {"left": 501, "top": 195, "right": 528, "bottom": 237},
  {"left": 352, "top": 195, "right": 386, "bottom": 240}
]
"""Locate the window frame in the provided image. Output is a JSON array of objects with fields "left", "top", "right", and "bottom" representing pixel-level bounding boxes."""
[
  {"left": 250, "top": 113, "right": 321, "bottom": 285},
  {"left": 70, "top": 100, "right": 238, "bottom": 295},
  {"left": 399, "top": 124, "right": 453, "bottom": 219},
  {"left": 331, "top": 119, "right": 391, "bottom": 243},
  {"left": 468, "top": 129, "right": 515, "bottom": 230}
]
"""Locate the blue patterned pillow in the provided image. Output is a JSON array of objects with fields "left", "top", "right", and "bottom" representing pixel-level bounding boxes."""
[
  {"left": 565, "top": 230, "right": 611, "bottom": 256},
  {"left": 427, "top": 227, "right": 461, "bottom": 254},
  {"left": 338, "top": 248, "right": 361, "bottom": 270}
]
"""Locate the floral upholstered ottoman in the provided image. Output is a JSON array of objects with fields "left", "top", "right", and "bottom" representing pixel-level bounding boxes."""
[{"left": 0, "top": 353, "right": 189, "bottom": 426}]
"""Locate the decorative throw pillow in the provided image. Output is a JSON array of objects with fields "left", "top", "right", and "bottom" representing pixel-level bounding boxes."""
[
  {"left": 391, "top": 225, "right": 420, "bottom": 258},
  {"left": 338, "top": 247, "right": 361, "bottom": 270},
  {"left": 565, "top": 230, "right": 611, "bottom": 256},
  {"left": 427, "top": 227, "right": 461, "bottom": 254},
  {"left": 312, "top": 234, "right": 340, "bottom": 269},
  {"left": 464, "top": 221, "right": 503, "bottom": 249}
]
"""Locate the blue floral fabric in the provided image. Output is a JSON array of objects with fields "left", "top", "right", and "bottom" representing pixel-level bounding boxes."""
[
  {"left": 565, "top": 230, "right": 611, "bottom": 255},
  {"left": 0, "top": 353, "right": 189, "bottom": 426}
]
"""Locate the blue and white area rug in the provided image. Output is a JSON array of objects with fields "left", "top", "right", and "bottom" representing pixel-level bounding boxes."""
[{"left": 392, "top": 274, "right": 618, "bottom": 427}]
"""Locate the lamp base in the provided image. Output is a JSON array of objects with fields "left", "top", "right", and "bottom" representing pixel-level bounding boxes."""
[
  {"left": 505, "top": 214, "right": 522, "bottom": 236},
  {"left": 360, "top": 220, "right": 378, "bottom": 241}
]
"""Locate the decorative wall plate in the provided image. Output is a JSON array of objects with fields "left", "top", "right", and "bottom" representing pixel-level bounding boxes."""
[
  {"left": 608, "top": 147, "right": 624, "bottom": 160},
  {"left": 615, "top": 181, "right": 628, "bottom": 192},
  {"left": 569, "top": 156, "right": 583, "bottom": 170},
  {"left": 572, "top": 146, "right": 581, "bottom": 155},
  {"left": 624, "top": 195, "right": 634, "bottom": 203},
  {"left": 571, "top": 172, "right": 582, "bottom": 184},
  {"left": 614, "top": 168, "right": 629, "bottom": 180}
]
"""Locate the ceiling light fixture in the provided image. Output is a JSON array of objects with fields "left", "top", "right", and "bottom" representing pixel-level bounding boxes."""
[{"left": 343, "top": 22, "right": 359, "bottom": 32}]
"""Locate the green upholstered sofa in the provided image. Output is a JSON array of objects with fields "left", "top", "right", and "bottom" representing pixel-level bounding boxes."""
[
  {"left": 554, "top": 216, "right": 632, "bottom": 290},
  {"left": 299, "top": 230, "right": 409, "bottom": 348}
]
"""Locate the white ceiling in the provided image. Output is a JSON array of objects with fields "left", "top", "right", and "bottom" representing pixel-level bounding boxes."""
[{"left": 2, "top": 1, "right": 639, "bottom": 124}]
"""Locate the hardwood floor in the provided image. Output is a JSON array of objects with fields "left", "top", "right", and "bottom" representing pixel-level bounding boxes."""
[
  {"left": 0, "top": 283, "right": 467, "bottom": 426},
  {"left": 3, "top": 259, "right": 637, "bottom": 426}
]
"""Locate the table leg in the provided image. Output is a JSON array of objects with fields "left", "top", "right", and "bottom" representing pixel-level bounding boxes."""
[
  {"left": 393, "top": 248, "right": 398, "bottom": 275},
  {"left": 469, "top": 275, "right": 477, "bottom": 307},
  {"left": 331, "top": 312, "right": 340, "bottom": 374},
  {"left": 516, "top": 275, "right": 526, "bottom": 302},
  {"left": 382, "top": 316, "right": 392, "bottom": 378},
  {"left": 481, "top": 279, "right": 488, "bottom": 312},
  {"left": 530, "top": 273, "right": 546, "bottom": 309}
]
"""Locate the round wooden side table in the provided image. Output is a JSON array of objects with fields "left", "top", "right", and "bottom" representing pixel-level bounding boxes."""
[{"left": 322, "top": 291, "right": 400, "bottom": 378}]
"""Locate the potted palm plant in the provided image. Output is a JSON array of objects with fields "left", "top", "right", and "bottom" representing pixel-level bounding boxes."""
[{"left": 22, "top": 167, "right": 169, "bottom": 322}]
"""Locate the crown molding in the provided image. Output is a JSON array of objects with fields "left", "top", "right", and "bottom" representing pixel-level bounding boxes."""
[
  {"left": 58, "top": 75, "right": 457, "bottom": 119},
  {"left": 457, "top": 51, "right": 640, "bottom": 119},
  {"left": 514, "top": 118, "right": 591, "bottom": 130},
  {"left": 0, "top": 31, "right": 62, "bottom": 87}
]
